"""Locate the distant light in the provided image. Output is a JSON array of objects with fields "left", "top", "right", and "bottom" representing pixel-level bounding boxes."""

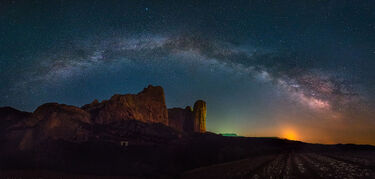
[
  {"left": 145, "top": 7, "right": 149, "bottom": 11},
  {"left": 282, "top": 128, "right": 298, "bottom": 141},
  {"left": 221, "top": 133, "right": 239, "bottom": 137}
]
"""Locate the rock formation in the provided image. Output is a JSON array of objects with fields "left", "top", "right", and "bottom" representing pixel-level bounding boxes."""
[
  {"left": 0, "top": 85, "right": 206, "bottom": 150},
  {"left": 193, "top": 100, "right": 206, "bottom": 133},
  {"left": 0, "top": 107, "right": 31, "bottom": 127},
  {"left": 0, "top": 107, "right": 31, "bottom": 137},
  {"left": 10, "top": 103, "right": 93, "bottom": 150},
  {"left": 168, "top": 100, "right": 206, "bottom": 133},
  {"left": 32, "top": 103, "right": 92, "bottom": 141},
  {"left": 82, "top": 85, "right": 168, "bottom": 125},
  {"left": 34, "top": 103, "right": 91, "bottom": 124},
  {"left": 168, "top": 106, "right": 193, "bottom": 132}
]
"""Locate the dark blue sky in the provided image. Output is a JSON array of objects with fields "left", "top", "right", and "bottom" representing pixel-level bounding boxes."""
[{"left": 1, "top": 0, "right": 375, "bottom": 144}]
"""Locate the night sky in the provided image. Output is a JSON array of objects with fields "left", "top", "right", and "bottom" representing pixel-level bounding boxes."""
[{"left": 1, "top": 0, "right": 375, "bottom": 144}]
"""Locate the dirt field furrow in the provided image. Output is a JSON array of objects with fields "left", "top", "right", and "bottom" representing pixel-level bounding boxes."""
[{"left": 182, "top": 151, "right": 375, "bottom": 179}]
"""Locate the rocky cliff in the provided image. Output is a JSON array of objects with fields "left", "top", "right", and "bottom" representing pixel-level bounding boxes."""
[
  {"left": 82, "top": 85, "right": 168, "bottom": 125},
  {"left": 168, "top": 100, "right": 206, "bottom": 133},
  {"left": 0, "top": 85, "right": 206, "bottom": 151},
  {"left": 0, "top": 107, "right": 31, "bottom": 138},
  {"left": 168, "top": 106, "right": 194, "bottom": 132},
  {"left": 193, "top": 100, "right": 206, "bottom": 133},
  {"left": 32, "top": 103, "right": 92, "bottom": 141},
  {"left": 0, "top": 107, "right": 31, "bottom": 128},
  {"left": 7, "top": 103, "right": 93, "bottom": 150}
]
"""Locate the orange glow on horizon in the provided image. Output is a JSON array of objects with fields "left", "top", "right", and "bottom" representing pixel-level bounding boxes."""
[{"left": 281, "top": 128, "right": 298, "bottom": 141}]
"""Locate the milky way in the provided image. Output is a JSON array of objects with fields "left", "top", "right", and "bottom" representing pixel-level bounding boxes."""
[{"left": 16, "top": 34, "right": 361, "bottom": 113}]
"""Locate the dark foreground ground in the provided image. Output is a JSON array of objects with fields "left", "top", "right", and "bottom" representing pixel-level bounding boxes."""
[
  {"left": 1, "top": 152, "right": 375, "bottom": 179},
  {"left": 182, "top": 150, "right": 375, "bottom": 179},
  {"left": 1, "top": 132, "right": 375, "bottom": 179},
  {"left": 2, "top": 149, "right": 375, "bottom": 179}
]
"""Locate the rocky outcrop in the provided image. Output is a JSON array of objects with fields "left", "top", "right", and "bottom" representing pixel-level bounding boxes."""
[
  {"left": 168, "top": 100, "right": 206, "bottom": 133},
  {"left": 82, "top": 85, "right": 168, "bottom": 125},
  {"left": 33, "top": 103, "right": 91, "bottom": 124},
  {"left": 32, "top": 103, "right": 92, "bottom": 139},
  {"left": 0, "top": 107, "right": 31, "bottom": 136},
  {"left": 0, "top": 85, "right": 206, "bottom": 151},
  {"left": 0, "top": 107, "right": 31, "bottom": 120},
  {"left": 168, "top": 106, "right": 193, "bottom": 132},
  {"left": 193, "top": 100, "right": 206, "bottom": 133},
  {"left": 0, "top": 107, "right": 31, "bottom": 126},
  {"left": 17, "top": 103, "right": 92, "bottom": 150}
]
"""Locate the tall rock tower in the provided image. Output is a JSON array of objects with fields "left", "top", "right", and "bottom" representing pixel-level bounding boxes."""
[{"left": 193, "top": 100, "right": 206, "bottom": 133}]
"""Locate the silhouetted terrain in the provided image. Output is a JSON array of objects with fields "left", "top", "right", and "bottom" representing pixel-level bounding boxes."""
[{"left": 1, "top": 86, "right": 374, "bottom": 178}]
